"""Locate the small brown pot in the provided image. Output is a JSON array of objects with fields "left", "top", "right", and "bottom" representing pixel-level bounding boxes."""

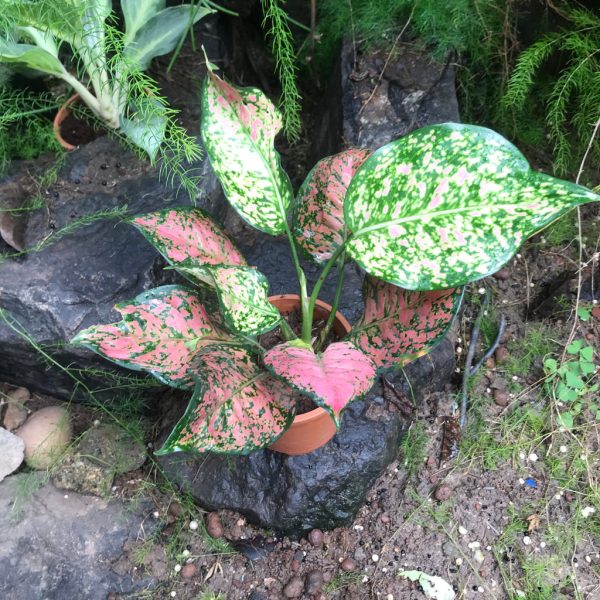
[
  {"left": 267, "top": 294, "right": 351, "bottom": 456},
  {"left": 53, "top": 93, "right": 81, "bottom": 150}
]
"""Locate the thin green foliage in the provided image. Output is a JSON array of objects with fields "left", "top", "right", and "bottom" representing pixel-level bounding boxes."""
[
  {"left": 502, "top": 5, "right": 600, "bottom": 175},
  {"left": 260, "top": 0, "right": 302, "bottom": 141}
]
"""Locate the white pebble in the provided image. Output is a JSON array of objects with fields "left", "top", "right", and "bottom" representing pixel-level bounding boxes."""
[
  {"left": 372, "top": 554, "right": 379, "bottom": 562},
  {"left": 387, "top": 595, "right": 394, "bottom": 600},
  {"left": 519, "top": 478, "right": 525, "bottom": 484},
  {"left": 523, "top": 536, "right": 532, "bottom": 545},
  {"left": 519, "top": 452, "right": 526, "bottom": 460},
  {"left": 174, "top": 564, "right": 181, "bottom": 573},
  {"left": 182, "top": 549, "right": 190, "bottom": 557},
  {"left": 170, "top": 592, "right": 176, "bottom": 598},
  {"left": 468, "top": 541, "right": 481, "bottom": 549},
  {"left": 456, "top": 347, "right": 463, "bottom": 354},
  {"left": 555, "top": 494, "right": 561, "bottom": 500},
  {"left": 478, "top": 587, "right": 484, "bottom": 593},
  {"left": 585, "top": 555, "right": 591, "bottom": 563},
  {"left": 559, "top": 446, "right": 567, "bottom": 453},
  {"left": 64, "top": 495, "right": 69, "bottom": 499},
  {"left": 529, "top": 282, "right": 535, "bottom": 288},
  {"left": 478, "top": 287, "right": 486, "bottom": 295},
  {"left": 353, "top": 525, "right": 364, "bottom": 531},
  {"left": 455, "top": 558, "right": 463, "bottom": 566},
  {"left": 580, "top": 454, "right": 588, "bottom": 460},
  {"left": 362, "top": 576, "right": 369, "bottom": 583},
  {"left": 512, "top": 375, "right": 518, "bottom": 381},
  {"left": 486, "top": 387, "right": 491, "bottom": 394},
  {"left": 93, "top": 419, "right": 100, "bottom": 426},
  {"left": 382, "top": 567, "right": 388, "bottom": 573},
  {"left": 153, "top": 511, "right": 159, "bottom": 518},
  {"left": 458, "top": 526, "right": 468, "bottom": 535},
  {"left": 516, "top": 253, "right": 522, "bottom": 259},
  {"left": 581, "top": 506, "right": 596, "bottom": 518},
  {"left": 540, "top": 542, "right": 546, "bottom": 548},
  {"left": 189, "top": 520, "right": 198, "bottom": 530},
  {"left": 529, "top": 453, "right": 538, "bottom": 462}
]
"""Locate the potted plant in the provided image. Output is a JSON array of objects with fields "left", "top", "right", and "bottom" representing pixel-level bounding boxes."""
[
  {"left": 0, "top": 0, "right": 213, "bottom": 161},
  {"left": 72, "top": 68, "right": 600, "bottom": 456}
]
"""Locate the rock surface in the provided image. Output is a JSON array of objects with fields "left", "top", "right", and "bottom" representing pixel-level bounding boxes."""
[
  {"left": 158, "top": 341, "right": 454, "bottom": 535},
  {"left": 0, "top": 428, "right": 24, "bottom": 482},
  {"left": 0, "top": 136, "right": 221, "bottom": 400},
  {"left": 0, "top": 474, "right": 152, "bottom": 599},
  {"left": 52, "top": 423, "right": 146, "bottom": 496}
]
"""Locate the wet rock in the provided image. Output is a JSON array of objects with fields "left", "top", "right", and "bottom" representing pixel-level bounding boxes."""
[
  {"left": 16, "top": 406, "right": 71, "bottom": 469},
  {"left": 0, "top": 108, "right": 221, "bottom": 403},
  {"left": 206, "top": 512, "right": 224, "bottom": 538},
  {"left": 0, "top": 427, "right": 24, "bottom": 482},
  {"left": 52, "top": 423, "right": 146, "bottom": 496},
  {"left": 493, "top": 268, "right": 511, "bottom": 281},
  {"left": 305, "top": 570, "right": 324, "bottom": 595},
  {"left": 337, "top": 40, "right": 460, "bottom": 151},
  {"left": 308, "top": 528, "right": 324, "bottom": 547},
  {"left": 341, "top": 557, "right": 357, "bottom": 572},
  {"left": 283, "top": 575, "right": 305, "bottom": 598},
  {"left": 0, "top": 473, "right": 153, "bottom": 599}
]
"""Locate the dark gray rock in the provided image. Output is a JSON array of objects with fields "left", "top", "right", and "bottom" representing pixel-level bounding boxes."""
[
  {"left": 157, "top": 340, "right": 454, "bottom": 535},
  {"left": 0, "top": 474, "right": 153, "bottom": 600},
  {"left": 341, "top": 40, "right": 460, "bottom": 150},
  {"left": 0, "top": 136, "right": 222, "bottom": 400}
]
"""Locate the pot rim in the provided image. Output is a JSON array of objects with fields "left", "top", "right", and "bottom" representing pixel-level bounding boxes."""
[
  {"left": 267, "top": 293, "right": 351, "bottom": 424},
  {"left": 53, "top": 92, "right": 81, "bottom": 151}
]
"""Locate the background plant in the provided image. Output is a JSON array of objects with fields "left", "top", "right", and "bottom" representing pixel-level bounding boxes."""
[{"left": 0, "top": 0, "right": 211, "bottom": 196}]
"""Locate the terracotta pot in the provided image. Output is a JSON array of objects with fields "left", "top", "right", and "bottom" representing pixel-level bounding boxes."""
[
  {"left": 53, "top": 93, "right": 80, "bottom": 151},
  {"left": 267, "top": 294, "right": 351, "bottom": 456}
]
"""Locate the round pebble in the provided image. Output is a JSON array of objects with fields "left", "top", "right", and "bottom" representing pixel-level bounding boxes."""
[
  {"left": 341, "top": 558, "right": 357, "bottom": 572},
  {"left": 189, "top": 520, "right": 198, "bottom": 531},
  {"left": 308, "top": 528, "right": 324, "bottom": 547},
  {"left": 283, "top": 575, "right": 305, "bottom": 598},
  {"left": 181, "top": 563, "right": 197, "bottom": 579},
  {"left": 434, "top": 484, "right": 452, "bottom": 501}
]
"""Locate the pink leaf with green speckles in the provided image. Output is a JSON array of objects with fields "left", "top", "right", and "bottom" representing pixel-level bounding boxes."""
[
  {"left": 345, "top": 123, "right": 600, "bottom": 290},
  {"left": 264, "top": 341, "right": 376, "bottom": 426},
  {"left": 157, "top": 344, "right": 295, "bottom": 454},
  {"left": 210, "top": 265, "right": 281, "bottom": 335},
  {"left": 294, "top": 148, "right": 371, "bottom": 263},
  {"left": 131, "top": 208, "right": 246, "bottom": 285},
  {"left": 347, "top": 276, "right": 463, "bottom": 372},
  {"left": 201, "top": 71, "right": 293, "bottom": 235},
  {"left": 71, "top": 286, "right": 228, "bottom": 389}
]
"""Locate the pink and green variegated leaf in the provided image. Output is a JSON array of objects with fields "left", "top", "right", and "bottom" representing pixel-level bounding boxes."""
[
  {"left": 264, "top": 340, "right": 376, "bottom": 426},
  {"left": 345, "top": 123, "right": 600, "bottom": 290},
  {"left": 131, "top": 208, "right": 246, "bottom": 285},
  {"left": 210, "top": 266, "right": 281, "bottom": 335},
  {"left": 71, "top": 285, "right": 227, "bottom": 389},
  {"left": 347, "top": 276, "right": 463, "bottom": 372},
  {"left": 200, "top": 71, "right": 293, "bottom": 235},
  {"left": 157, "top": 344, "right": 295, "bottom": 454},
  {"left": 294, "top": 148, "right": 371, "bottom": 263}
]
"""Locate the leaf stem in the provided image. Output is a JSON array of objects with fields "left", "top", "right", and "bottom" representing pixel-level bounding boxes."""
[
  {"left": 304, "top": 238, "right": 351, "bottom": 344},
  {"left": 315, "top": 248, "right": 346, "bottom": 352}
]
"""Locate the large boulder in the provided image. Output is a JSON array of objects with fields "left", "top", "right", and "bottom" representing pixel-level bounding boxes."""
[
  {"left": 0, "top": 474, "right": 153, "bottom": 599},
  {"left": 0, "top": 137, "right": 221, "bottom": 400}
]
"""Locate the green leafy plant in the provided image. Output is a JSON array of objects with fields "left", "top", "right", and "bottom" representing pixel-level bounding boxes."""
[
  {"left": 502, "top": 5, "right": 600, "bottom": 175},
  {"left": 544, "top": 340, "right": 599, "bottom": 429},
  {"left": 72, "top": 68, "right": 600, "bottom": 455},
  {"left": 0, "top": 0, "right": 211, "bottom": 192}
]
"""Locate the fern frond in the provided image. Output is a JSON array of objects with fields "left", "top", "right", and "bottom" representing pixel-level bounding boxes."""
[{"left": 260, "top": 0, "right": 302, "bottom": 141}]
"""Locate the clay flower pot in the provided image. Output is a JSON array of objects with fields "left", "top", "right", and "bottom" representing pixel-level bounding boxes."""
[
  {"left": 267, "top": 294, "right": 351, "bottom": 456},
  {"left": 53, "top": 93, "right": 81, "bottom": 151}
]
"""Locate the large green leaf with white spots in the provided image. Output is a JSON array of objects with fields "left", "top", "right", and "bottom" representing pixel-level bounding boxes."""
[
  {"left": 157, "top": 344, "right": 295, "bottom": 454},
  {"left": 200, "top": 71, "right": 293, "bottom": 235},
  {"left": 210, "top": 266, "right": 281, "bottom": 335},
  {"left": 344, "top": 123, "right": 600, "bottom": 290}
]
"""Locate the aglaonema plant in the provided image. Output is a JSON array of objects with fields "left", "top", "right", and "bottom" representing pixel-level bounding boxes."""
[{"left": 72, "top": 66, "right": 600, "bottom": 455}]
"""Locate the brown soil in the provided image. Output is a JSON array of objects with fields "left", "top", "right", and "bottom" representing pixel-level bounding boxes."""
[{"left": 58, "top": 111, "right": 101, "bottom": 147}]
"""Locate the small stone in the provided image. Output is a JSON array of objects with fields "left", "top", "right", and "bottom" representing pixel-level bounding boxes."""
[
  {"left": 181, "top": 563, "right": 197, "bottom": 579},
  {"left": 474, "top": 549, "right": 485, "bottom": 564},
  {"left": 434, "top": 484, "right": 452, "bottom": 501},
  {"left": 493, "top": 268, "right": 511, "bottom": 281},
  {"left": 15, "top": 406, "right": 71, "bottom": 469},
  {"left": 168, "top": 501, "right": 182, "bottom": 517},
  {"left": 371, "top": 554, "right": 379, "bottom": 562},
  {"left": 468, "top": 542, "right": 481, "bottom": 549},
  {"left": 485, "top": 357, "right": 496, "bottom": 369},
  {"left": 305, "top": 570, "right": 324, "bottom": 595},
  {"left": 341, "top": 558, "right": 357, "bottom": 572},
  {"left": 283, "top": 575, "right": 304, "bottom": 598},
  {"left": 206, "top": 512, "right": 224, "bottom": 538},
  {"left": 493, "top": 389, "right": 509, "bottom": 407},
  {"left": 3, "top": 402, "right": 28, "bottom": 431},
  {"left": 455, "top": 558, "right": 463, "bottom": 566},
  {"left": 189, "top": 520, "right": 198, "bottom": 531},
  {"left": 0, "top": 427, "right": 25, "bottom": 482},
  {"left": 173, "top": 564, "right": 181, "bottom": 573},
  {"left": 290, "top": 559, "right": 301, "bottom": 572},
  {"left": 308, "top": 528, "right": 324, "bottom": 547},
  {"left": 458, "top": 526, "right": 468, "bottom": 536},
  {"left": 523, "top": 536, "right": 532, "bottom": 545},
  {"left": 495, "top": 347, "right": 509, "bottom": 364}
]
